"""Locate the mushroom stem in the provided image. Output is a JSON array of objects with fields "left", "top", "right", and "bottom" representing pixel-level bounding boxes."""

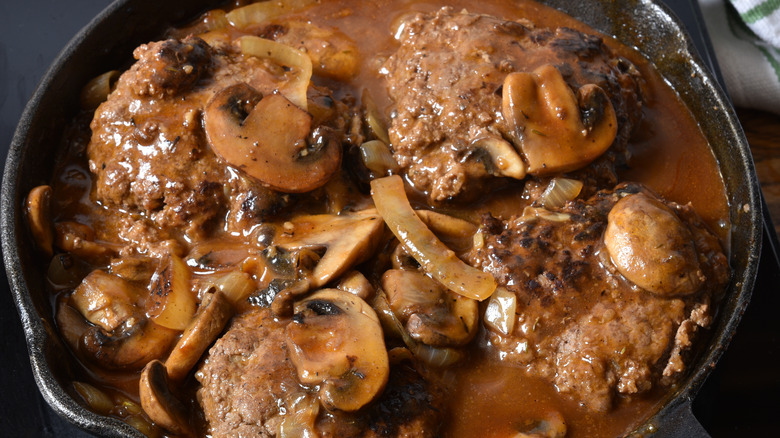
[
  {"left": 165, "top": 291, "right": 234, "bottom": 381},
  {"left": 139, "top": 360, "right": 194, "bottom": 436}
]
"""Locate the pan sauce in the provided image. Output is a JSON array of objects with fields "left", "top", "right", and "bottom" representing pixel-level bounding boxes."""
[{"left": 36, "top": 0, "right": 730, "bottom": 437}]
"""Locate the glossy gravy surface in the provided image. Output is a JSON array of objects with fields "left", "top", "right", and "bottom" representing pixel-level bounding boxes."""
[{"left": 48, "top": 1, "right": 729, "bottom": 437}]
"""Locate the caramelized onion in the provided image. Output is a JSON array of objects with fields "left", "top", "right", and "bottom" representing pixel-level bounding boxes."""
[
  {"left": 80, "top": 70, "right": 119, "bottom": 110},
  {"left": 226, "top": 0, "right": 316, "bottom": 29},
  {"left": 212, "top": 271, "right": 256, "bottom": 305},
  {"left": 238, "top": 35, "right": 312, "bottom": 111},
  {"left": 362, "top": 90, "right": 390, "bottom": 144},
  {"left": 278, "top": 393, "right": 320, "bottom": 438},
  {"left": 538, "top": 178, "right": 584, "bottom": 209},
  {"left": 147, "top": 254, "right": 197, "bottom": 331},
  {"left": 359, "top": 140, "right": 398, "bottom": 175},
  {"left": 371, "top": 175, "right": 497, "bottom": 301},
  {"left": 73, "top": 381, "right": 114, "bottom": 415},
  {"left": 483, "top": 287, "right": 517, "bottom": 336}
]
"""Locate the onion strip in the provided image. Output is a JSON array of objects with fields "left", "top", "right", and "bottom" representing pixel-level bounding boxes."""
[
  {"left": 359, "top": 140, "right": 398, "bottom": 175},
  {"left": 483, "top": 287, "right": 517, "bottom": 335},
  {"left": 538, "top": 177, "right": 583, "bottom": 209},
  {"left": 80, "top": 70, "right": 119, "bottom": 110},
  {"left": 226, "top": 0, "right": 315, "bottom": 29},
  {"left": 238, "top": 35, "right": 312, "bottom": 111},
  {"left": 370, "top": 175, "right": 496, "bottom": 301}
]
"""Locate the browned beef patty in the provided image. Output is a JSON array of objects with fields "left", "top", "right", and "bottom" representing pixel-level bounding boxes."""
[
  {"left": 466, "top": 183, "right": 729, "bottom": 412},
  {"left": 87, "top": 36, "right": 352, "bottom": 241},
  {"left": 382, "top": 7, "right": 643, "bottom": 203},
  {"left": 196, "top": 308, "right": 443, "bottom": 437}
]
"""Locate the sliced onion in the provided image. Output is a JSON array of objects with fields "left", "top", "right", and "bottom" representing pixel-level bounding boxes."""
[
  {"left": 278, "top": 392, "right": 320, "bottom": 438},
  {"left": 538, "top": 177, "right": 583, "bottom": 209},
  {"left": 362, "top": 90, "right": 390, "bottom": 144},
  {"left": 238, "top": 35, "right": 311, "bottom": 111},
  {"left": 73, "top": 381, "right": 114, "bottom": 415},
  {"left": 371, "top": 175, "right": 497, "bottom": 301},
  {"left": 201, "top": 9, "right": 228, "bottom": 31},
  {"left": 520, "top": 206, "right": 572, "bottom": 223},
  {"left": 226, "top": 0, "right": 315, "bottom": 29},
  {"left": 80, "top": 70, "right": 119, "bottom": 110},
  {"left": 147, "top": 254, "right": 197, "bottom": 331},
  {"left": 483, "top": 287, "right": 517, "bottom": 336},
  {"left": 359, "top": 140, "right": 398, "bottom": 175},
  {"left": 213, "top": 271, "right": 256, "bottom": 305}
]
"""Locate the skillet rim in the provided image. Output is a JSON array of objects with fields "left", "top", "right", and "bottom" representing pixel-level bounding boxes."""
[{"left": 1, "top": 0, "right": 762, "bottom": 436}]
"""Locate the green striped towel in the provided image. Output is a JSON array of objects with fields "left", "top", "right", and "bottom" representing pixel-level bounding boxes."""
[{"left": 700, "top": 0, "right": 780, "bottom": 114}]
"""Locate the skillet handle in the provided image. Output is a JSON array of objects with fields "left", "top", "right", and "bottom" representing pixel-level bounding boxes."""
[{"left": 651, "top": 400, "right": 711, "bottom": 438}]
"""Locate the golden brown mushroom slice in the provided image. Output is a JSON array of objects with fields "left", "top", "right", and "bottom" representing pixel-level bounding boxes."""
[
  {"left": 502, "top": 64, "right": 618, "bottom": 175},
  {"left": 139, "top": 360, "right": 193, "bottom": 436},
  {"left": 62, "top": 270, "right": 178, "bottom": 370},
  {"left": 604, "top": 192, "right": 704, "bottom": 296},
  {"left": 381, "top": 269, "right": 478, "bottom": 347},
  {"left": 286, "top": 289, "right": 390, "bottom": 412},
  {"left": 165, "top": 291, "right": 234, "bottom": 381},
  {"left": 275, "top": 209, "right": 384, "bottom": 288},
  {"left": 80, "top": 319, "right": 178, "bottom": 371},
  {"left": 25, "top": 185, "right": 54, "bottom": 256},
  {"left": 203, "top": 82, "right": 341, "bottom": 193}
]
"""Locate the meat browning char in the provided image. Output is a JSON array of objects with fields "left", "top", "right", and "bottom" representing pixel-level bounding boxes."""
[
  {"left": 467, "top": 183, "right": 729, "bottom": 412},
  {"left": 383, "top": 8, "right": 643, "bottom": 203},
  {"left": 197, "top": 309, "right": 443, "bottom": 437},
  {"left": 39, "top": 1, "right": 733, "bottom": 436},
  {"left": 87, "top": 36, "right": 353, "bottom": 240}
]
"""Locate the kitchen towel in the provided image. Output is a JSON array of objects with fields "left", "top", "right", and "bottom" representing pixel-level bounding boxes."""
[{"left": 699, "top": 0, "right": 780, "bottom": 114}]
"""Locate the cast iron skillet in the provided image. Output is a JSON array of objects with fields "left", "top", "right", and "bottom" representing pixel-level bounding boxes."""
[{"left": 1, "top": 0, "right": 762, "bottom": 436}]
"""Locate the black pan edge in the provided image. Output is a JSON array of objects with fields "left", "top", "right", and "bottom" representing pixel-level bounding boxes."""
[
  {"left": 537, "top": 0, "right": 762, "bottom": 434},
  {"left": 1, "top": 0, "right": 762, "bottom": 437}
]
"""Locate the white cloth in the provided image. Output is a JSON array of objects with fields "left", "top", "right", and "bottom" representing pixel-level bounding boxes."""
[{"left": 699, "top": 0, "right": 780, "bottom": 114}]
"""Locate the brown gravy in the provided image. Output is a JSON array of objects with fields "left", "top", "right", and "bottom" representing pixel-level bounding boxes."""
[{"left": 45, "top": 1, "right": 729, "bottom": 437}]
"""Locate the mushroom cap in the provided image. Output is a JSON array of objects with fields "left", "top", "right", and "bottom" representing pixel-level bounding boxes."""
[
  {"left": 381, "top": 269, "right": 478, "bottom": 347},
  {"left": 604, "top": 192, "right": 704, "bottom": 296},
  {"left": 286, "top": 289, "right": 390, "bottom": 412},
  {"left": 275, "top": 209, "right": 384, "bottom": 288},
  {"left": 204, "top": 82, "right": 341, "bottom": 193},
  {"left": 502, "top": 64, "right": 618, "bottom": 175},
  {"left": 139, "top": 360, "right": 193, "bottom": 436}
]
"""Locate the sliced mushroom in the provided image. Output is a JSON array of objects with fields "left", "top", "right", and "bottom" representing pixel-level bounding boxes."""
[
  {"left": 25, "top": 185, "right": 54, "bottom": 256},
  {"left": 286, "top": 289, "right": 389, "bottom": 412},
  {"left": 381, "top": 269, "right": 478, "bottom": 347},
  {"left": 275, "top": 209, "right": 384, "bottom": 288},
  {"left": 70, "top": 270, "right": 141, "bottom": 332},
  {"left": 139, "top": 360, "right": 193, "bottom": 436},
  {"left": 472, "top": 136, "right": 526, "bottom": 180},
  {"left": 604, "top": 192, "right": 704, "bottom": 296},
  {"left": 272, "top": 278, "right": 312, "bottom": 317},
  {"left": 204, "top": 82, "right": 341, "bottom": 193},
  {"left": 336, "top": 270, "right": 374, "bottom": 301},
  {"left": 165, "top": 291, "right": 234, "bottom": 381},
  {"left": 80, "top": 317, "right": 178, "bottom": 370},
  {"left": 502, "top": 64, "right": 618, "bottom": 175}
]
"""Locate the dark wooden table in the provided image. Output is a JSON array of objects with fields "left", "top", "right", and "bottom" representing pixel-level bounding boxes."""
[{"left": 686, "top": 107, "right": 780, "bottom": 436}]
